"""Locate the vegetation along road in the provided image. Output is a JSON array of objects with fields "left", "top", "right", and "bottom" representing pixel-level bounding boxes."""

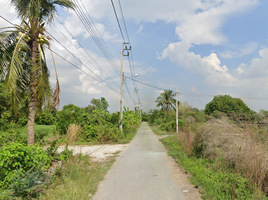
[{"left": 93, "top": 122, "right": 200, "bottom": 200}]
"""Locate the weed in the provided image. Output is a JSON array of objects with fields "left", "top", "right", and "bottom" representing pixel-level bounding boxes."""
[
  {"left": 66, "top": 124, "right": 81, "bottom": 144},
  {"left": 39, "top": 154, "right": 116, "bottom": 200}
]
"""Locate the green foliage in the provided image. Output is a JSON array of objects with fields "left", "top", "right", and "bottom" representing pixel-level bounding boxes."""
[
  {"left": 205, "top": 95, "right": 251, "bottom": 116},
  {"left": 83, "top": 123, "right": 120, "bottom": 143},
  {"left": 57, "top": 103, "right": 140, "bottom": 143},
  {"left": 141, "top": 111, "right": 150, "bottom": 122},
  {"left": 36, "top": 111, "right": 56, "bottom": 125},
  {"left": 0, "top": 129, "right": 26, "bottom": 148},
  {"left": 0, "top": 143, "right": 51, "bottom": 188},
  {"left": 155, "top": 89, "right": 178, "bottom": 114},
  {"left": 18, "top": 124, "right": 56, "bottom": 144},
  {"left": 159, "top": 119, "right": 185, "bottom": 132},
  {"left": 45, "top": 139, "right": 72, "bottom": 161},
  {"left": 56, "top": 104, "right": 83, "bottom": 135},
  {"left": 89, "top": 97, "right": 109, "bottom": 112},
  {"left": 123, "top": 107, "right": 141, "bottom": 133},
  {"left": 148, "top": 109, "right": 184, "bottom": 132},
  {"left": 7, "top": 167, "right": 49, "bottom": 199}
]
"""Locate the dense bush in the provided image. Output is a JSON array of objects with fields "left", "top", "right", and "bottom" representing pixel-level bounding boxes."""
[
  {"left": 0, "top": 129, "right": 27, "bottom": 148},
  {"left": 204, "top": 95, "right": 251, "bottom": 116},
  {"left": 0, "top": 143, "right": 51, "bottom": 188},
  {"left": 160, "top": 119, "right": 185, "bottom": 132},
  {"left": 56, "top": 103, "right": 140, "bottom": 143},
  {"left": 56, "top": 104, "right": 83, "bottom": 135},
  {"left": 36, "top": 112, "right": 56, "bottom": 125}
]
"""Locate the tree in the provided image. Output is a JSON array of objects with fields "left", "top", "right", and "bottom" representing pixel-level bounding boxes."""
[
  {"left": 155, "top": 90, "right": 178, "bottom": 114},
  {"left": 0, "top": 0, "right": 74, "bottom": 144},
  {"left": 204, "top": 95, "right": 251, "bottom": 115},
  {"left": 90, "top": 97, "right": 109, "bottom": 112}
]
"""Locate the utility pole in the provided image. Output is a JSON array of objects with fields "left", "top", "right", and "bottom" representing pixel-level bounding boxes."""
[
  {"left": 176, "top": 88, "right": 178, "bottom": 133},
  {"left": 119, "top": 42, "right": 131, "bottom": 134},
  {"left": 133, "top": 89, "right": 135, "bottom": 113},
  {"left": 133, "top": 88, "right": 138, "bottom": 113}
]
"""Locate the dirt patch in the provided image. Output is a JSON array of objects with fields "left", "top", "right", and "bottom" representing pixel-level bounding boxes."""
[{"left": 56, "top": 144, "right": 129, "bottom": 161}]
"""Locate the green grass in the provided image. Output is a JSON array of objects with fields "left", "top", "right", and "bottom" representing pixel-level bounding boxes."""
[
  {"left": 18, "top": 124, "right": 56, "bottom": 144},
  {"left": 161, "top": 136, "right": 266, "bottom": 200},
  {"left": 39, "top": 154, "right": 116, "bottom": 200},
  {"left": 150, "top": 125, "right": 176, "bottom": 136}
]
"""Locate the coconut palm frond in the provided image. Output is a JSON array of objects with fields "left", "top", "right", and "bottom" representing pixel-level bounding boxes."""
[
  {"left": 4, "top": 33, "right": 28, "bottom": 94},
  {"left": 34, "top": 43, "right": 52, "bottom": 111},
  {"left": 155, "top": 89, "right": 177, "bottom": 114},
  {"left": 48, "top": 46, "right": 60, "bottom": 108}
]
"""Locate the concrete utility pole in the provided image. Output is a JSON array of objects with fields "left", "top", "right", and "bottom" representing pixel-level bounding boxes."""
[
  {"left": 119, "top": 42, "right": 131, "bottom": 134},
  {"left": 133, "top": 88, "right": 138, "bottom": 113},
  {"left": 133, "top": 89, "right": 135, "bottom": 113},
  {"left": 176, "top": 88, "right": 178, "bottom": 133}
]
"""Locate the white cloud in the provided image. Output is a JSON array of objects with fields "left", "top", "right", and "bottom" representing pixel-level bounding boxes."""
[
  {"left": 135, "top": 66, "right": 158, "bottom": 75},
  {"left": 155, "top": 90, "right": 164, "bottom": 94},
  {"left": 136, "top": 25, "right": 143, "bottom": 33},
  {"left": 220, "top": 42, "right": 258, "bottom": 58},
  {"left": 191, "top": 87, "right": 200, "bottom": 94}
]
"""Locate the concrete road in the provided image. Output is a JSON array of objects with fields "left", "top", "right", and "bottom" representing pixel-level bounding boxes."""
[{"left": 93, "top": 122, "right": 186, "bottom": 200}]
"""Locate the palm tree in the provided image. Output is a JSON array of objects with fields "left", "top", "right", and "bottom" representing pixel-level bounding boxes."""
[
  {"left": 0, "top": 0, "right": 74, "bottom": 145},
  {"left": 155, "top": 90, "right": 178, "bottom": 114}
]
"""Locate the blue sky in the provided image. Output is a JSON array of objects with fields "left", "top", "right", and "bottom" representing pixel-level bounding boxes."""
[{"left": 1, "top": 0, "right": 268, "bottom": 112}]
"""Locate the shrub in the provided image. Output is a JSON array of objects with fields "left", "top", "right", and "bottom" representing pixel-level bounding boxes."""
[
  {"left": 66, "top": 124, "right": 81, "bottom": 143},
  {"left": 7, "top": 167, "right": 49, "bottom": 198},
  {"left": 83, "top": 123, "right": 120, "bottom": 143},
  {"left": 0, "top": 129, "right": 27, "bottom": 148},
  {"left": 204, "top": 95, "right": 251, "bottom": 116},
  {"left": 56, "top": 104, "right": 83, "bottom": 135},
  {"left": 0, "top": 143, "right": 51, "bottom": 188},
  {"left": 36, "top": 112, "right": 56, "bottom": 125}
]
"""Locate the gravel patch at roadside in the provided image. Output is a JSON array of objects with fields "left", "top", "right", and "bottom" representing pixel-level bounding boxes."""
[{"left": 56, "top": 144, "right": 129, "bottom": 161}]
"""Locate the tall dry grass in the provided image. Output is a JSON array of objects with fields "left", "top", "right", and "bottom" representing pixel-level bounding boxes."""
[
  {"left": 177, "top": 117, "right": 268, "bottom": 192},
  {"left": 66, "top": 124, "right": 82, "bottom": 144}
]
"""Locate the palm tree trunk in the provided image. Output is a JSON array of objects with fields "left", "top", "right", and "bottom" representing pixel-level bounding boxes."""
[{"left": 27, "top": 39, "right": 38, "bottom": 145}]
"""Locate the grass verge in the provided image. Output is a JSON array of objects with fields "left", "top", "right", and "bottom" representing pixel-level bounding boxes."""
[
  {"left": 150, "top": 125, "right": 176, "bottom": 136},
  {"left": 19, "top": 124, "right": 56, "bottom": 144},
  {"left": 150, "top": 124, "right": 266, "bottom": 199},
  {"left": 39, "top": 154, "right": 116, "bottom": 200}
]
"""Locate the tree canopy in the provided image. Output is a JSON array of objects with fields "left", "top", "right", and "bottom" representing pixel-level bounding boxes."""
[
  {"left": 204, "top": 95, "right": 251, "bottom": 115},
  {"left": 155, "top": 89, "right": 178, "bottom": 114}
]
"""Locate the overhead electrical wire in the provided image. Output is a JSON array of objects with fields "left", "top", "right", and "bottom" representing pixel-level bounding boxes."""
[
  {"left": 111, "top": 0, "right": 140, "bottom": 107},
  {"left": 52, "top": 20, "right": 120, "bottom": 89},
  {"left": 49, "top": 48, "right": 119, "bottom": 94},
  {"left": 77, "top": 0, "right": 121, "bottom": 71},
  {"left": 111, "top": 0, "right": 125, "bottom": 42},
  {"left": 71, "top": 0, "right": 121, "bottom": 76},
  {"left": 46, "top": 31, "right": 119, "bottom": 93},
  {"left": 0, "top": 15, "right": 132, "bottom": 104},
  {"left": 3, "top": 15, "right": 267, "bottom": 103}
]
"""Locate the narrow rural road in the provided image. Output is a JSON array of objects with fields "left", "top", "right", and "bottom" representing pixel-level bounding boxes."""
[{"left": 93, "top": 122, "right": 196, "bottom": 200}]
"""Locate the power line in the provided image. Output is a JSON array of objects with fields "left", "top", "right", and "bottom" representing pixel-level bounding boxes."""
[
  {"left": 111, "top": 0, "right": 125, "bottom": 42},
  {"left": 71, "top": 0, "right": 121, "bottom": 76},
  {"left": 52, "top": 20, "right": 120, "bottom": 89},
  {"left": 118, "top": 0, "right": 130, "bottom": 42},
  {"left": 77, "top": 0, "right": 121, "bottom": 73},
  {"left": 49, "top": 48, "right": 120, "bottom": 94},
  {"left": 46, "top": 31, "right": 119, "bottom": 92},
  {"left": 110, "top": 1, "right": 140, "bottom": 107}
]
